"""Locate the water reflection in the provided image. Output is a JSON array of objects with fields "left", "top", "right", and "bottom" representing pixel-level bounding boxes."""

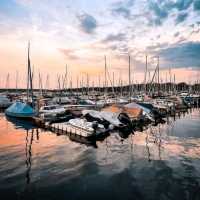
[
  {"left": 6, "top": 116, "right": 36, "bottom": 130},
  {"left": 25, "top": 129, "right": 37, "bottom": 185},
  {"left": 0, "top": 109, "right": 200, "bottom": 200},
  {"left": 5, "top": 116, "right": 40, "bottom": 186}
]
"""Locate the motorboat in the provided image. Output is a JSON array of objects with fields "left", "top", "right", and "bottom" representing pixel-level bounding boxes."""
[
  {"left": 82, "top": 109, "right": 132, "bottom": 132},
  {"left": 39, "top": 105, "right": 66, "bottom": 115},
  {"left": 52, "top": 96, "right": 73, "bottom": 104},
  {"left": 52, "top": 118, "right": 109, "bottom": 139},
  {"left": 39, "top": 105, "right": 68, "bottom": 122},
  {"left": 78, "top": 99, "right": 96, "bottom": 105}
]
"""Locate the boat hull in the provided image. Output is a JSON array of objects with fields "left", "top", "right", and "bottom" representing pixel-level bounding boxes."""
[{"left": 5, "top": 110, "right": 35, "bottom": 119}]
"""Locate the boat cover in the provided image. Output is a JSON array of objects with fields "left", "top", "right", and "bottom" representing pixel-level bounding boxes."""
[
  {"left": 125, "top": 102, "right": 151, "bottom": 114},
  {"left": 82, "top": 109, "right": 122, "bottom": 126},
  {"left": 5, "top": 102, "right": 35, "bottom": 117}
]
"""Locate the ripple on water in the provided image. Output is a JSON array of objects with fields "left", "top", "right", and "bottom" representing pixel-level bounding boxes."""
[{"left": 0, "top": 110, "right": 200, "bottom": 200}]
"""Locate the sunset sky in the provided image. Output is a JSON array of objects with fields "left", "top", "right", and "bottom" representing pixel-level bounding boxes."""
[{"left": 0, "top": 0, "right": 200, "bottom": 89}]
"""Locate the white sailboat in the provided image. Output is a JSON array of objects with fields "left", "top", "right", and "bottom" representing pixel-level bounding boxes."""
[{"left": 5, "top": 42, "right": 35, "bottom": 118}]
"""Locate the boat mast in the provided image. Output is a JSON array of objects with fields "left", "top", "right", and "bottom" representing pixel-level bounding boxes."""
[
  {"left": 27, "top": 42, "right": 30, "bottom": 102},
  {"left": 104, "top": 55, "right": 107, "bottom": 100},
  {"left": 39, "top": 71, "right": 43, "bottom": 96},
  {"left": 128, "top": 55, "right": 131, "bottom": 101},
  {"left": 45, "top": 74, "right": 49, "bottom": 92},
  {"left": 144, "top": 54, "right": 148, "bottom": 94},
  {"left": 169, "top": 66, "right": 172, "bottom": 94},
  {"left": 98, "top": 74, "right": 101, "bottom": 94},
  {"left": 6, "top": 73, "right": 10, "bottom": 90},
  {"left": 174, "top": 74, "right": 176, "bottom": 94},
  {"left": 15, "top": 70, "right": 18, "bottom": 93},
  {"left": 87, "top": 73, "right": 89, "bottom": 96},
  {"left": 76, "top": 75, "right": 79, "bottom": 92},
  {"left": 157, "top": 56, "right": 160, "bottom": 94},
  {"left": 112, "top": 71, "right": 115, "bottom": 96},
  {"left": 63, "top": 64, "right": 68, "bottom": 91},
  {"left": 27, "top": 41, "right": 34, "bottom": 104}
]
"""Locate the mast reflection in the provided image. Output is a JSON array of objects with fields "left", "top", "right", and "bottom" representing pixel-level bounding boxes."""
[{"left": 25, "top": 128, "right": 39, "bottom": 185}]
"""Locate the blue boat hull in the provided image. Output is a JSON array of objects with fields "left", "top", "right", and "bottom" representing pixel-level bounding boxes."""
[{"left": 5, "top": 110, "right": 35, "bottom": 118}]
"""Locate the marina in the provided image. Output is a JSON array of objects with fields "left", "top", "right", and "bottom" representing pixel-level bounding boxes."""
[
  {"left": 1, "top": 0, "right": 200, "bottom": 199},
  {"left": 0, "top": 40, "right": 200, "bottom": 200}
]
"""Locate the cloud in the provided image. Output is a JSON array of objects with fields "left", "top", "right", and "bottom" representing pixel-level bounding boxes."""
[
  {"left": 176, "top": 12, "right": 188, "bottom": 24},
  {"left": 110, "top": 0, "right": 135, "bottom": 18},
  {"left": 193, "top": 0, "right": 200, "bottom": 10},
  {"left": 58, "top": 48, "right": 78, "bottom": 60},
  {"left": 173, "top": 0, "right": 193, "bottom": 11},
  {"left": 112, "top": 7, "right": 131, "bottom": 18},
  {"left": 174, "top": 32, "right": 180, "bottom": 37},
  {"left": 148, "top": 1, "right": 168, "bottom": 25},
  {"left": 157, "top": 42, "right": 200, "bottom": 68},
  {"left": 102, "top": 33, "right": 126, "bottom": 43},
  {"left": 77, "top": 13, "right": 97, "bottom": 34},
  {"left": 147, "top": 42, "right": 169, "bottom": 51},
  {"left": 149, "top": 2, "right": 168, "bottom": 19},
  {"left": 158, "top": 0, "right": 193, "bottom": 11},
  {"left": 147, "top": 0, "right": 193, "bottom": 26}
]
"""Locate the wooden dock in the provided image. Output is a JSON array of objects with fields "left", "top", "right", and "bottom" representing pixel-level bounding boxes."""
[{"left": 33, "top": 117, "right": 109, "bottom": 144}]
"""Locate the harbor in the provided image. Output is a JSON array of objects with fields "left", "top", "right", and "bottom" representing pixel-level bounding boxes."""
[
  {"left": 1, "top": 73, "right": 200, "bottom": 200},
  {"left": 0, "top": 43, "right": 199, "bottom": 145},
  {"left": 1, "top": 0, "right": 200, "bottom": 199},
  {"left": 0, "top": 40, "right": 200, "bottom": 200}
]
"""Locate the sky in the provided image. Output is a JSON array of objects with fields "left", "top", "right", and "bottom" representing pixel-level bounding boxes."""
[{"left": 0, "top": 0, "right": 200, "bottom": 89}]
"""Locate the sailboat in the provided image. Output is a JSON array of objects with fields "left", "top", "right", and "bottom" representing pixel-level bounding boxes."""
[{"left": 5, "top": 42, "right": 36, "bottom": 118}]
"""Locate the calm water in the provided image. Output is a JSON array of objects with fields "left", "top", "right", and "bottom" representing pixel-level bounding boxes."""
[{"left": 0, "top": 110, "right": 200, "bottom": 200}]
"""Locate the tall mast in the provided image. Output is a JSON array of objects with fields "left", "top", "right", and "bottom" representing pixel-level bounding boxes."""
[
  {"left": 6, "top": 73, "right": 10, "bottom": 94},
  {"left": 144, "top": 54, "right": 148, "bottom": 94},
  {"left": 174, "top": 74, "right": 176, "bottom": 94},
  {"left": 16, "top": 70, "right": 18, "bottom": 92},
  {"left": 26, "top": 41, "right": 34, "bottom": 104},
  {"left": 128, "top": 55, "right": 131, "bottom": 100},
  {"left": 157, "top": 56, "right": 160, "bottom": 94},
  {"left": 169, "top": 66, "right": 172, "bottom": 93},
  {"left": 39, "top": 71, "right": 43, "bottom": 96},
  {"left": 87, "top": 73, "right": 89, "bottom": 95},
  {"left": 45, "top": 74, "right": 49, "bottom": 91},
  {"left": 112, "top": 72, "right": 115, "bottom": 95},
  {"left": 27, "top": 42, "right": 30, "bottom": 101},
  {"left": 76, "top": 75, "right": 79, "bottom": 91},
  {"left": 63, "top": 64, "right": 68, "bottom": 91},
  {"left": 104, "top": 55, "right": 107, "bottom": 97},
  {"left": 98, "top": 74, "right": 101, "bottom": 93}
]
